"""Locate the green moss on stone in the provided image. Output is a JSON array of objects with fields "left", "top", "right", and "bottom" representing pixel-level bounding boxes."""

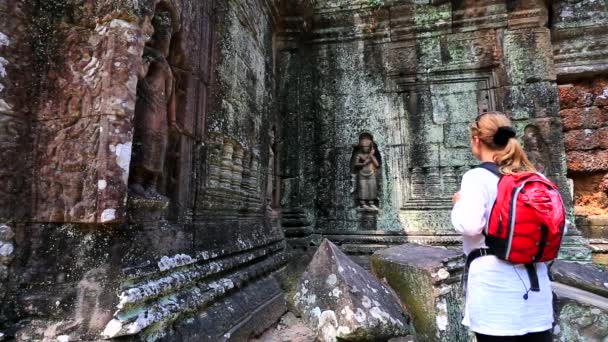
[{"left": 555, "top": 302, "right": 608, "bottom": 342}]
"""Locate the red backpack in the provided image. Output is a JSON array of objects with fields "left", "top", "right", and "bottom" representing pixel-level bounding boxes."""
[{"left": 477, "top": 163, "right": 566, "bottom": 293}]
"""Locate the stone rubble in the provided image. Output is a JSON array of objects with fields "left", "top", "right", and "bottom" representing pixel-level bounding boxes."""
[
  {"left": 371, "top": 244, "right": 467, "bottom": 342},
  {"left": 294, "top": 239, "right": 410, "bottom": 341}
]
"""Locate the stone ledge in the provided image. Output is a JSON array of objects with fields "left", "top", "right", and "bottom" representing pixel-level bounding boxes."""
[
  {"left": 551, "top": 261, "right": 608, "bottom": 298},
  {"left": 553, "top": 281, "right": 608, "bottom": 342},
  {"left": 103, "top": 247, "right": 287, "bottom": 339},
  {"left": 553, "top": 282, "right": 608, "bottom": 311},
  {"left": 156, "top": 275, "right": 287, "bottom": 341}
]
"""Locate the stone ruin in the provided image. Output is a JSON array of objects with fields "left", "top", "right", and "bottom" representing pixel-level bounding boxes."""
[{"left": 0, "top": 0, "right": 606, "bottom": 341}]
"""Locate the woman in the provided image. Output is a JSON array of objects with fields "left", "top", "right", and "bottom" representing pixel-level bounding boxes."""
[{"left": 451, "top": 112, "right": 553, "bottom": 342}]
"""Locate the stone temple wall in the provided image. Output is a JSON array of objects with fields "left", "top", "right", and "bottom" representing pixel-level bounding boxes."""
[
  {"left": 0, "top": 0, "right": 287, "bottom": 340},
  {"left": 0, "top": 0, "right": 33, "bottom": 324},
  {"left": 0, "top": 0, "right": 606, "bottom": 340},
  {"left": 551, "top": 0, "right": 608, "bottom": 263},
  {"left": 559, "top": 78, "right": 608, "bottom": 263},
  {"left": 276, "top": 0, "right": 592, "bottom": 261}
]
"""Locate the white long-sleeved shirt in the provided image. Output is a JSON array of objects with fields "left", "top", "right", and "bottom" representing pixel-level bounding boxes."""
[{"left": 451, "top": 167, "right": 553, "bottom": 336}]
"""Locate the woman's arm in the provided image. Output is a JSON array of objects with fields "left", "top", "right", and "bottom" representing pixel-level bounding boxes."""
[{"left": 451, "top": 170, "right": 490, "bottom": 237}]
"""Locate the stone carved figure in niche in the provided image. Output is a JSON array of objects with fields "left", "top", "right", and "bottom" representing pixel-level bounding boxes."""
[
  {"left": 266, "top": 127, "right": 276, "bottom": 212},
  {"left": 130, "top": 6, "right": 182, "bottom": 198},
  {"left": 350, "top": 133, "right": 381, "bottom": 210},
  {"left": 164, "top": 30, "right": 191, "bottom": 199},
  {"left": 523, "top": 125, "right": 551, "bottom": 174}
]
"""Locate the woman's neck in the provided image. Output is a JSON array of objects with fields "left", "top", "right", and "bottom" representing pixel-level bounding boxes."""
[{"left": 479, "top": 149, "right": 496, "bottom": 163}]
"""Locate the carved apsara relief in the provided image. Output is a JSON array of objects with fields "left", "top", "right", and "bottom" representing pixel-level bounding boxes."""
[
  {"left": 350, "top": 132, "right": 381, "bottom": 210},
  {"left": 129, "top": 3, "right": 182, "bottom": 200}
]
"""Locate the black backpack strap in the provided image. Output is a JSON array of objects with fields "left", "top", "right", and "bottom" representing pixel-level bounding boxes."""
[
  {"left": 477, "top": 162, "right": 501, "bottom": 178},
  {"left": 461, "top": 248, "right": 494, "bottom": 293},
  {"left": 525, "top": 263, "right": 540, "bottom": 292},
  {"left": 476, "top": 162, "right": 501, "bottom": 238}
]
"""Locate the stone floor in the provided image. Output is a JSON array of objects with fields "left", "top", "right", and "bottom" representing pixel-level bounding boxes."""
[
  {"left": 250, "top": 312, "right": 415, "bottom": 342},
  {"left": 250, "top": 312, "right": 316, "bottom": 342}
]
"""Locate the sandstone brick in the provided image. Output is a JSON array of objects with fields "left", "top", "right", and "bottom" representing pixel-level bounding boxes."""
[
  {"left": 564, "top": 129, "right": 600, "bottom": 151},
  {"left": 551, "top": 261, "right": 608, "bottom": 298},
  {"left": 594, "top": 94, "right": 608, "bottom": 107},
  {"left": 586, "top": 106, "right": 608, "bottom": 128},
  {"left": 371, "top": 244, "right": 465, "bottom": 342},
  {"left": 560, "top": 108, "right": 584, "bottom": 131},
  {"left": 560, "top": 107, "right": 608, "bottom": 131},
  {"left": 591, "top": 79, "right": 608, "bottom": 106},
  {"left": 600, "top": 174, "right": 608, "bottom": 193},
  {"left": 559, "top": 85, "right": 594, "bottom": 109},
  {"left": 599, "top": 127, "right": 608, "bottom": 149},
  {"left": 567, "top": 150, "right": 608, "bottom": 172}
]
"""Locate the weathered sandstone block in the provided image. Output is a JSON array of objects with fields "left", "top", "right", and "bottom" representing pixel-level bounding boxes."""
[
  {"left": 553, "top": 282, "right": 608, "bottom": 342},
  {"left": 551, "top": 261, "right": 608, "bottom": 298},
  {"left": 371, "top": 244, "right": 467, "bottom": 342},
  {"left": 567, "top": 150, "right": 608, "bottom": 172},
  {"left": 560, "top": 107, "right": 608, "bottom": 132},
  {"left": 294, "top": 239, "right": 410, "bottom": 341},
  {"left": 564, "top": 129, "right": 600, "bottom": 151}
]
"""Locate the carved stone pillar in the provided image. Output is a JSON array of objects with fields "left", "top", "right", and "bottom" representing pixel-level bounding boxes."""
[
  {"left": 241, "top": 151, "right": 252, "bottom": 192},
  {"left": 208, "top": 144, "right": 222, "bottom": 189},
  {"left": 231, "top": 147, "right": 244, "bottom": 192},
  {"left": 219, "top": 141, "right": 234, "bottom": 189},
  {"left": 426, "top": 167, "right": 441, "bottom": 198},
  {"left": 442, "top": 167, "right": 459, "bottom": 196},
  {"left": 249, "top": 150, "right": 260, "bottom": 195},
  {"left": 411, "top": 168, "right": 426, "bottom": 198}
]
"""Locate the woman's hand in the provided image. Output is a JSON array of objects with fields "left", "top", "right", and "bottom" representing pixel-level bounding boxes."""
[{"left": 452, "top": 192, "right": 461, "bottom": 204}]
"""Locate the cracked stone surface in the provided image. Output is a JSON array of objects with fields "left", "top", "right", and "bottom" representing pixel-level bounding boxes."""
[{"left": 293, "top": 239, "right": 410, "bottom": 341}]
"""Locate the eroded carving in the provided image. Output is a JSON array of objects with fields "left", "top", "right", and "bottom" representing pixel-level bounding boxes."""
[
  {"left": 266, "top": 127, "right": 280, "bottom": 211},
  {"left": 34, "top": 18, "right": 144, "bottom": 223},
  {"left": 407, "top": 166, "right": 466, "bottom": 201},
  {"left": 523, "top": 125, "right": 551, "bottom": 174},
  {"left": 198, "top": 133, "right": 266, "bottom": 214}
]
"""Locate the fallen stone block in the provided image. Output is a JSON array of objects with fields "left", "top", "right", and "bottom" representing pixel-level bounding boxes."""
[
  {"left": 294, "top": 239, "right": 409, "bottom": 341},
  {"left": 553, "top": 282, "right": 608, "bottom": 341},
  {"left": 371, "top": 244, "right": 467, "bottom": 342},
  {"left": 551, "top": 260, "right": 608, "bottom": 298}
]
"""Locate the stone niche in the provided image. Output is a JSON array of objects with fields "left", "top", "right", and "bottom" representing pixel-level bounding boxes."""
[
  {"left": 398, "top": 72, "right": 498, "bottom": 241},
  {"left": 276, "top": 0, "right": 585, "bottom": 257}
]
